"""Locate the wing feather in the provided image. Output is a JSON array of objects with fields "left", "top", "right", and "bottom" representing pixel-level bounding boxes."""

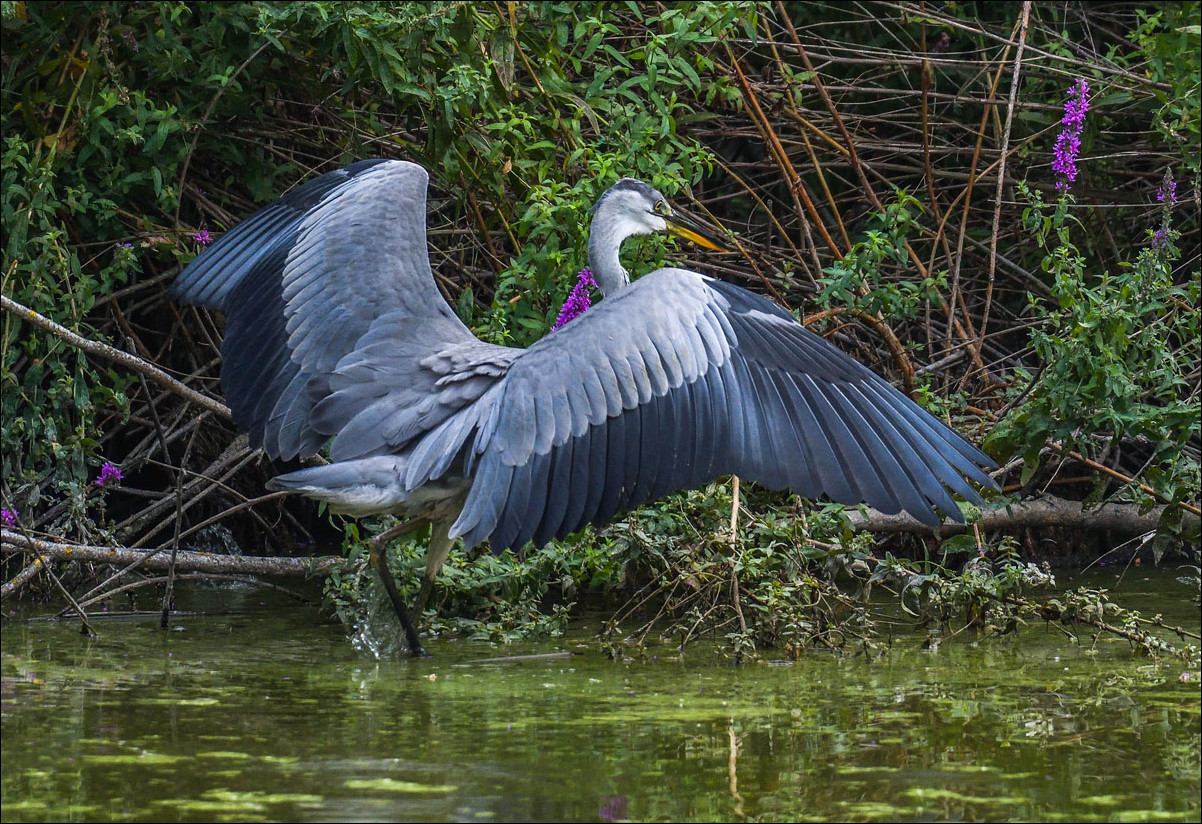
[
  {"left": 172, "top": 159, "right": 514, "bottom": 461},
  {"left": 451, "top": 269, "right": 996, "bottom": 551}
]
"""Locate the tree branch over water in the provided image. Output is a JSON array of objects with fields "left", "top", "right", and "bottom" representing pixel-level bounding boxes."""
[
  {"left": 848, "top": 495, "right": 1201, "bottom": 536},
  {"left": 1, "top": 529, "right": 341, "bottom": 581}
]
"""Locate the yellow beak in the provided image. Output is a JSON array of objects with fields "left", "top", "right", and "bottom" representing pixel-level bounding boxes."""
[{"left": 664, "top": 211, "right": 730, "bottom": 252}]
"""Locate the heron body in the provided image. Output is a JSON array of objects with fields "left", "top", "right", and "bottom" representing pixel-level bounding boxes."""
[{"left": 171, "top": 158, "right": 997, "bottom": 653}]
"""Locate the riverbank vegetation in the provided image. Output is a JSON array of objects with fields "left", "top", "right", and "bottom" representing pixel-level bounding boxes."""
[{"left": 2, "top": 1, "right": 1198, "bottom": 661}]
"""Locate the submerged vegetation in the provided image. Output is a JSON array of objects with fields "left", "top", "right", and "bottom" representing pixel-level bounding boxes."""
[{"left": 1, "top": 2, "right": 1198, "bottom": 662}]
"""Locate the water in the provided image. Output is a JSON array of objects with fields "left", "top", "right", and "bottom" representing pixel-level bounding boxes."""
[{"left": 2, "top": 568, "right": 1199, "bottom": 822}]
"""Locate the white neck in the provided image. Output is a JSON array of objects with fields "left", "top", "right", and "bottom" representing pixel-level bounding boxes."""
[{"left": 587, "top": 216, "right": 630, "bottom": 297}]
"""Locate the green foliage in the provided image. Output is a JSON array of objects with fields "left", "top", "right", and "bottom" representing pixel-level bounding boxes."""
[
  {"left": 326, "top": 481, "right": 886, "bottom": 660},
  {"left": 1130, "top": 2, "right": 1202, "bottom": 174},
  {"left": 323, "top": 519, "right": 615, "bottom": 652},
  {"left": 1, "top": 136, "right": 135, "bottom": 527},
  {"left": 989, "top": 182, "right": 1200, "bottom": 539},
  {"left": 873, "top": 537, "right": 1052, "bottom": 635},
  {"left": 591, "top": 483, "right": 867, "bottom": 658},
  {"left": 1, "top": 1, "right": 283, "bottom": 516},
  {"left": 817, "top": 189, "right": 949, "bottom": 321}
]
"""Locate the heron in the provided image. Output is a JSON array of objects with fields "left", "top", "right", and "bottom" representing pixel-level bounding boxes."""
[{"left": 171, "top": 158, "right": 998, "bottom": 655}]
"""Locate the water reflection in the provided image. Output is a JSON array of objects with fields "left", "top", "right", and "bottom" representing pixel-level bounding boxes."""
[{"left": 2, "top": 570, "right": 1199, "bottom": 822}]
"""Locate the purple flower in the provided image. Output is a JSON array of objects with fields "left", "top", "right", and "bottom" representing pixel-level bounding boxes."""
[
  {"left": 123, "top": 30, "right": 139, "bottom": 52},
  {"left": 1151, "top": 225, "right": 1178, "bottom": 251},
  {"left": 96, "top": 462, "right": 124, "bottom": 487},
  {"left": 1157, "top": 172, "right": 1176, "bottom": 206},
  {"left": 1052, "top": 78, "right": 1090, "bottom": 192},
  {"left": 599, "top": 795, "right": 628, "bottom": 822},
  {"left": 1061, "top": 78, "right": 1090, "bottom": 129},
  {"left": 1, "top": 508, "right": 16, "bottom": 528},
  {"left": 550, "top": 267, "right": 597, "bottom": 330},
  {"left": 194, "top": 229, "right": 212, "bottom": 248}
]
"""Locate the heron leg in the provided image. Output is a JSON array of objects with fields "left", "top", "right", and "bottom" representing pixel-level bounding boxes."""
[
  {"left": 413, "top": 519, "right": 455, "bottom": 618},
  {"left": 368, "top": 517, "right": 429, "bottom": 657}
]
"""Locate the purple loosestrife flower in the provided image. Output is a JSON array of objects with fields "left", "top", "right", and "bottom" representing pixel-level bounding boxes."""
[
  {"left": 1, "top": 508, "right": 16, "bottom": 528},
  {"left": 550, "top": 267, "right": 596, "bottom": 330},
  {"left": 1152, "top": 170, "right": 1178, "bottom": 250},
  {"left": 96, "top": 462, "right": 124, "bottom": 487},
  {"left": 1157, "top": 172, "right": 1177, "bottom": 206},
  {"left": 1061, "top": 78, "right": 1090, "bottom": 130},
  {"left": 1052, "top": 77, "right": 1090, "bottom": 192},
  {"left": 194, "top": 229, "right": 212, "bottom": 248}
]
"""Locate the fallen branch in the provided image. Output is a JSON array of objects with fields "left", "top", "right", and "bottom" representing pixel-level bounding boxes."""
[
  {"left": 1, "top": 529, "right": 343, "bottom": 578},
  {"left": 0, "top": 556, "right": 45, "bottom": 600},
  {"left": 847, "top": 494, "right": 1200, "bottom": 537}
]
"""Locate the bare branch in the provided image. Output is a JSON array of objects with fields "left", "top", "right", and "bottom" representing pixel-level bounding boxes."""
[{"left": 1, "top": 293, "right": 231, "bottom": 419}]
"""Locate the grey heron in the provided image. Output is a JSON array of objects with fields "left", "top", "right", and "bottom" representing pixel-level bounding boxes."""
[{"left": 171, "top": 158, "right": 998, "bottom": 655}]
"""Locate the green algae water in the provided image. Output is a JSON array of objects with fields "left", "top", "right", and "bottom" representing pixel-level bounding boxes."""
[{"left": 2, "top": 568, "right": 1198, "bottom": 822}]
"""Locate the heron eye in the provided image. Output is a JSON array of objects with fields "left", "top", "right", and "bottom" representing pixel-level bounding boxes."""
[{"left": 653, "top": 200, "right": 667, "bottom": 215}]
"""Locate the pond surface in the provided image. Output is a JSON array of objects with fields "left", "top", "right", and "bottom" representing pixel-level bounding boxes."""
[{"left": 2, "top": 567, "right": 1199, "bottom": 822}]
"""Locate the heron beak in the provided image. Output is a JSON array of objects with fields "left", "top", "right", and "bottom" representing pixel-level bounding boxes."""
[{"left": 664, "top": 211, "right": 730, "bottom": 253}]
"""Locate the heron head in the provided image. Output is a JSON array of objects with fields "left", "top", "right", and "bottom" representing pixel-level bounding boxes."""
[{"left": 593, "top": 178, "right": 729, "bottom": 252}]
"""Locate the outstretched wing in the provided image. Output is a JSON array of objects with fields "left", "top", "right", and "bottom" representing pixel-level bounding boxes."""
[
  {"left": 450, "top": 268, "right": 997, "bottom": 550},
  {"left": 171, "top": 159, "right": 487, "bottom": 460}
]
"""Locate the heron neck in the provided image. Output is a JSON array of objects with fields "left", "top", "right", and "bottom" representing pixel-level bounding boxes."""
[{"left": 587, "top": 219, "right": 631, "bottom": 297}]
